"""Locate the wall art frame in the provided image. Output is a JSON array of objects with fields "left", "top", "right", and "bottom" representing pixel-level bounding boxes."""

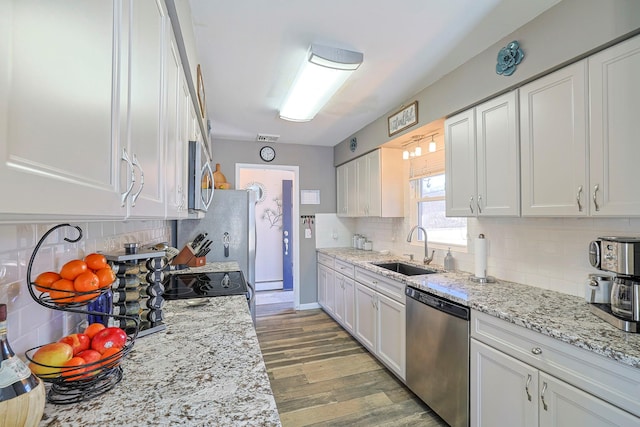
[{"left": 388, "top": 101, "right": 418, "bottom": 137}]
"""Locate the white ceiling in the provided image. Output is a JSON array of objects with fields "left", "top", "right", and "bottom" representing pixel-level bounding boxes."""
[{"left": 189, "top": 0, "right": 561, "bottom": 147}]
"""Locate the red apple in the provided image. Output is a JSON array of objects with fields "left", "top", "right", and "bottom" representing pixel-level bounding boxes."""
[
  {"left": 76, "top": 349, "right": 101, "bottom": 365},
  {"left": 91, "top": 327, "right": 127, "bottom": 354},
  {"left": 29, "top": 342, "right": 73, "bottom": 378},
  {"left": 59, "top": 333, "right": 90, "bottom": 355}
]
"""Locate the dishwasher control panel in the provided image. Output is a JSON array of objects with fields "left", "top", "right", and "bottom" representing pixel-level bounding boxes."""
[{"left": 405, "top": 286, "right": 470, "bottom": 320}]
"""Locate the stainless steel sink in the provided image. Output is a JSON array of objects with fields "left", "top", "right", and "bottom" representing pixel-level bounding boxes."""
[{"left": 372, "top": 262, "right": 438, "bottom": 276}]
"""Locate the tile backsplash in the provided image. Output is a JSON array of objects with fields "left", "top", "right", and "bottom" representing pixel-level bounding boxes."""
[
  {"left": 0, "top": 220, "right": 171, "bottom": 357},
  {"left": 351, "top": 216, "right": 640, "bottom": 298}
]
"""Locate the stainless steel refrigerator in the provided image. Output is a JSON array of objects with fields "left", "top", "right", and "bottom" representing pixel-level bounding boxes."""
[{"left": 176, "top": 189, "right": 257, "bottom": 323}]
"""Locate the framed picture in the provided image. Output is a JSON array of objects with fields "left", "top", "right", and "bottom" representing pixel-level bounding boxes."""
[
  {"left": 388, "top": 101, "right": 418, "bottom": 136},
  {"left": 197, "top": 64, "right": 206, "bottom": 119}
]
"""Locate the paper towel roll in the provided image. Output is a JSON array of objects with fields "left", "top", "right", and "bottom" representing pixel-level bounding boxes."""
[{"left": 475, "top": 235, "right": 487, "bottom": 279}]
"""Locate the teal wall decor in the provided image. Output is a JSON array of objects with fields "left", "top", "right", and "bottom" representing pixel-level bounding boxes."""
[{"left": 496, "top": 41, "right": 524, "bottom": 76}]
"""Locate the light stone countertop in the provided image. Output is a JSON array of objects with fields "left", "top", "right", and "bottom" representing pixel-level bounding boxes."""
[
  {"left": 318, "top": 247, "right": 640, "bottom": 369},
  {"left": 40, "top": 262, "right": 281, "bottom": 427}
]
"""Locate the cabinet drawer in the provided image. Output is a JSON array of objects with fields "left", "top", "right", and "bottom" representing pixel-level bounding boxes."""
[
  {"left": 355, "top": 267, "right": 405, "bottom": 304},
  {"left": 334, "top": 259, "right": 355, "bottom": 278},
  {"left": 471, "top": 310, "right": 640, "bottom": 417},
  {"left": 317, "top": 252, "right": 334, "bottom": 268}
]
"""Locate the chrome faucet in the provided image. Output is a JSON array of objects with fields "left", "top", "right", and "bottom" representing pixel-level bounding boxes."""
[{"left": 406, "top": 225, "right": 434, "bottom": 265}]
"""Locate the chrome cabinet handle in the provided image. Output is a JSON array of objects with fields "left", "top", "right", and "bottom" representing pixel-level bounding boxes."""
[
  {"left": 576, "top": 185, "right": 583, "bottom": 212},
  {"left": 531, "top": 347, "right": 542, "bottom": 355},
  {"left": 477, "top": 195, "right": 482, "bottom": 214},
  {"left": 469, "top": 196, "right": 474, "bottom": 214},
  {"left": 593, "top": 184, "right": 600, "bottom": 212},
  {"left": 541, "top": 382, "right": 548, "bottom": 411},
  {"left": 120, "top": 148, "right": 135, "bottom": 207},
  {"left": 130, "top": 154, "right": 144, "bottom": 207},
  {"left": 525, "top": 374, "right": 532, "bottom": 402}
]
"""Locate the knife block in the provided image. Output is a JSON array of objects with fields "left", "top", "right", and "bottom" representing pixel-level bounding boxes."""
[{"left": 172, "top": 245, "right": 206, "bottom": 267}]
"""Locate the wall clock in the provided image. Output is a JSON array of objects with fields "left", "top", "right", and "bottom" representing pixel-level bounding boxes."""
[{"left": 259, "top": 146, "right": 275, "bottom": 162}]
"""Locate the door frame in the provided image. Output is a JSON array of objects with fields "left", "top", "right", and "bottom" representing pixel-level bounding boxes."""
[{"left": 236, "top": 163, "right": 300, "bottom": 309}]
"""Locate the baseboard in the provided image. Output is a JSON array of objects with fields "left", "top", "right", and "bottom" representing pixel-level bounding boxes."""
[{"left": 297, "top": 302, "right": 321, "bottom": 310}]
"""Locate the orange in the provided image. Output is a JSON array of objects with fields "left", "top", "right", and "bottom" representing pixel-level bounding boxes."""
[
  {"left": 84, "top": 323, "right": 106, "bottom": 339},
  {"left": 84, "top": 253, "right": 107, "bottom": 271},
  {"left": 48, "top": 279, "right": 75, "bottom": 304},
  {"left": 33, "top": 271, "right": 61, "bottom": 293},
  {"left": 73, "top": 271, "right": 100, "bottom": 293},
  {"left": 73, "top": 290, "right": 100, "bottom": 304},
  {"left": 59, "top": 260, "right": 88, "bottom": 280},
  {"left": 99, "top": 347, "right": 122, "bottom": 369},
  {"left": 60, "top": 356, "right": 87, "bottom": 379},
  {"left": 95, "top": 267, "right": 116, "bottom": 289}
]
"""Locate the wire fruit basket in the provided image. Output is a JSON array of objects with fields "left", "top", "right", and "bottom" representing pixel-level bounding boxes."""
[{"left": 25, "top": 224, "right": 139, "bottom": 404}]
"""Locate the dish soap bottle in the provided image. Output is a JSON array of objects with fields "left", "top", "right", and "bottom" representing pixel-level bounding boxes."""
[
  {"left": 0, "top": 304, "right": 45, "bottom": 426},
  {"left": 444, "top": 248, "right": 455, "bottom": 272}
]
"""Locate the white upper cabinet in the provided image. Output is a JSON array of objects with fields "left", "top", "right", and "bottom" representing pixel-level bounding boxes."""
[
  {"left": 519, "top": 60, "right": 588, "bottom": 216},
  {"left": 122, "top": 0, "right": 167, "bottom": 218},
  {"left": 0, "top": 0, "right": 124, "bottom": 221},
  {"left": 589, "top": 34, "right": 640, "bottom": 216},
  {"left": 336, "top": 163, "right": 349, "bottom": 216},
  {"left": 446, "top": 91, "right": 519, "bottom": 217}
]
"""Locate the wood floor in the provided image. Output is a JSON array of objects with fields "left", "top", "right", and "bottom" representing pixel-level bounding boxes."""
[{"left": 255, "top": 305, "right": 448, "bottom": 427}]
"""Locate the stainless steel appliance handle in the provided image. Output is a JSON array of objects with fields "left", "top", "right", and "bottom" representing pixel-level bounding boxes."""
[
  {"left": 477, "top": 195, "right": 482, "bottom": 214},
  {"left": 120, "top": 148, "right": 135, "bottom": 207},
  {"left": 593, "top": 184, "right": 600, "bottom": 212},
  {"left": 541, "top": 381, "right": 548, "bottom": 411},
  {"left": 576, "top": 185, "right": 583, "bottom": 212},
  {"left": 469, "top": 196, "right": 474, "bottom": 214},
  {"left": 131, "top": 154, "right": 144, "bottom": 207},
  {"left": 525, "top": 374, "right": 532, "bottom": 401}
]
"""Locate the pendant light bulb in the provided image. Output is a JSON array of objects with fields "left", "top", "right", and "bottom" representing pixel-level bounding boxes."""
[
  {"left": 402, "top": 150, "right": 409, "bottom": 160},
  {"left": 414, "top": 145, "right": 422, "bottom": 156},
  {"left": 429, "top": 135, "right": 437, "bottom": 153}
]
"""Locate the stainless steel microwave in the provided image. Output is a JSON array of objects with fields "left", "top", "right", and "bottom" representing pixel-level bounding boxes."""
[{"left": 188, "top": 140, "right": 213, "bottom": 213}]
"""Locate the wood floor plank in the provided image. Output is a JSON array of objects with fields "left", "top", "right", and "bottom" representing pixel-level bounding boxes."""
[{"left": 255, "top": 307, "right": 449, "bottom": 427}]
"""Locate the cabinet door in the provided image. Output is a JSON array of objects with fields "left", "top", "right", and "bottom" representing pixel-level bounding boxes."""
[
  {"left": 539, "top": 372, "right": 640, "bottom": 427},
  {"left": 520, "top": 60, "right": 588, "bottom": 216},
  {"left": 125, "top": 0, "right": 167, "bottom": 217},
  {"left": 376, "top": 293, "right": 405, "bottom": 380},
  {"left": 333, "top": 273, "right": 346, "bottom": 324},
  {"left": 325, "top": 266, "right": 336, "bottom": 315},
  {"left": 317, "top": 264, "right": 329, "bottom": 309},
  {"left": 354, "top": 283, "right": 376, "bottom": 352},
  {"left": 445, "top": 109, "right": 477, "bottom": 217},
  {"left": 0, "top": 0, "right": 123, "bottom": 220},
  {"left": 346, "top": 161, "right": 358, "bottom": 216},
  {"left": 164, "top": 32, "right": 187, "bottom": 219},
  {"left": 476, "top": 91, "right": 520, "bottom": 216},
  {"left": 336, "top": 164, "right": 348, "bottom": 217},
  {"left": 589, "top": 35, "right": 640, "bottom": 216},
  {"left": 356, "top": 155, "right": 369, "bottom": 216},
  {"left": 342, "top": 277, "right": 355, "bottom": 333},
  {"left": 471, "top": 339, "right": 538, "bottom": 427},
  {"left": 366, "top": 150, "right": 381, "bottom": 217}
]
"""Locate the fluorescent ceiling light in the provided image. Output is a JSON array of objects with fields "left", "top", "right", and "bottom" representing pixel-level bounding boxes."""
[{"left": 279, "top": 44, "right": 363, "bottom": 122}]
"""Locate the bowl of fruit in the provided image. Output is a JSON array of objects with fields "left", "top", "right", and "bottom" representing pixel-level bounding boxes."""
[
  {"left": 25, "top": 323, "right": 134, "bottom": 404},
  {"left": 31, "top": 253, "right": 116, "bottom": 308}
]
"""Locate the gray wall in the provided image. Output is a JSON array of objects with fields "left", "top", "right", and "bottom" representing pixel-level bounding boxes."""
[
  {"left": 334, "top": 0, "right": 640, "bottom": 165},
  {"left": 210, "top": 139, "right": 335, "bottom": 304}
]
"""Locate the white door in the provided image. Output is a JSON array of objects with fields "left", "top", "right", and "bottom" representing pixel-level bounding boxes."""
[
  {"left": 336, "top": 164, "right": 348, "bottom": 217},
  {"left": 520, "top": 60, "right": 588, "bottom": 216},
  {"left": 589, "top": 34, "right": 640, "bottom": 216},
  {"left": 539, "top": 372, "right": 640, "bottom": 427},
  {"left": 333, "top": 273, "right": 346, "bottom": 324},
  {"left": 376, "top": 292, "right": 405, "bottom": 380},
  {"left": 354, "top": 283, "right": 376, "bottom": 352},
  {"left": 445, "top": 109, "right": 477, "bottom": 217},
  {"left": 471, "top": 339, "right": 538, "bottom": 427},
  {"left": 476, "top": 91, "right": 520, "bottom": 216},
  {"left": 342, "top": 277, "right": 355, "bottom": 333},
  {"left": 317, "top": 264, "right": 329, "bottom": 309}
]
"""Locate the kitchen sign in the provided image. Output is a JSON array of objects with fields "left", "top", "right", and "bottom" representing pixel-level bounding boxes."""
[{"left": 388, "top": 101, "right": 418, "bottom": 136}]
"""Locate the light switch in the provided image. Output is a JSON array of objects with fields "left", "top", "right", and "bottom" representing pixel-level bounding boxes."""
[{"left": 305, "top": 229, "right": 312, "bottom": 238}]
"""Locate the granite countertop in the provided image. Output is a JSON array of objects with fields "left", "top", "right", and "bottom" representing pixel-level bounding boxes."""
[
  {"left": 318, "top": 247, "right": 640, "bottom": 370},
  {"left": 40, "top": 262, "right": 281, "bottom": 427}
]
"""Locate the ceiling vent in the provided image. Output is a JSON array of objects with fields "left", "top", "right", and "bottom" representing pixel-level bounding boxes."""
[{"left": 256, "top": 133, "right": 280, "bottom": 143}]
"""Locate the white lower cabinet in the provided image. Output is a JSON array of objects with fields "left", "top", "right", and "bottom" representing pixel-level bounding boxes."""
[
  {"left": 471, "top": 310, "right": 640, "bottom": 427},
  {"left": 334, "top": 273, "right": 355, "bottom": 332},
  {"left": 354, "top": 279, "right": 406, "bottom": 380},
  {"left": 317, "top": 263, "right": 335, "bottom": 315}
]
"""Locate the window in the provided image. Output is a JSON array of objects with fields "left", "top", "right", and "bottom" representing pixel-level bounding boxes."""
[{"left": 410, "top": 174, "right": 467, "bottom": 246}]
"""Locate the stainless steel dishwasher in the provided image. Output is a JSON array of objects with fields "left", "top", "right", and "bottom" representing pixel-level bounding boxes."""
[{"left": 406, "top": 286, "right": 469, "bottom": 427}]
